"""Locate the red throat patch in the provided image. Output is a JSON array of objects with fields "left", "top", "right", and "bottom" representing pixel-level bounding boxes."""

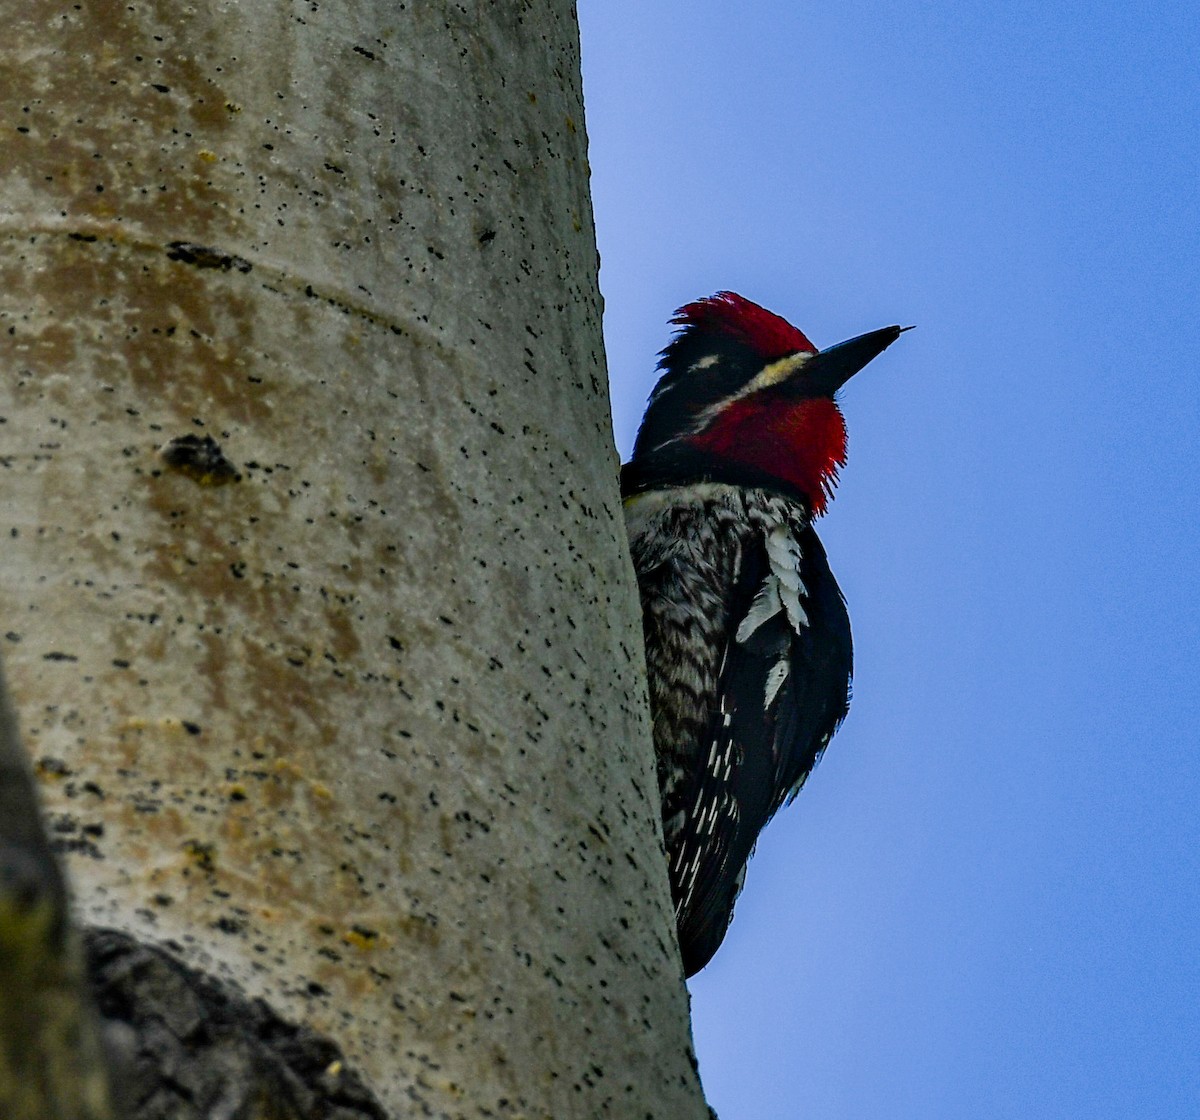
[{"left": 687, "top": 396, "right": 847, "bottom": 515}]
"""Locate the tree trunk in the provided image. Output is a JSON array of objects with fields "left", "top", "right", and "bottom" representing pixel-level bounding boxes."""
[{"left": 0, "top": 1, "right": 709, "bottom": 1116}]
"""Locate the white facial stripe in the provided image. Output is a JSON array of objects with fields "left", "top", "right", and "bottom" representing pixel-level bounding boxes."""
[
  {"left": 690, "top": 349, "right": 815, "bottom": 433},
  {"left": 748, "top": 351, "right": 812, "bottom": 392}
]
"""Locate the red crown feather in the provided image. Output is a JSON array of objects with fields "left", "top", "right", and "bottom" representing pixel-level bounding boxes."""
[{"left": 672, "top": 291, "right": 816, "bottom": 359}]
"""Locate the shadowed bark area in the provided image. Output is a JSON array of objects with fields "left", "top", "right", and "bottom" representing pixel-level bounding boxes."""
[
  {"left": 0, "top": 666, "right": 115, "bottom": 1120},
  {"left": 86, "top": 928, "right": 386, "bottom": 1120}
]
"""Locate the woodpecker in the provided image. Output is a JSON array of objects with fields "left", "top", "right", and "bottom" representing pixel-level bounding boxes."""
[{"left": 622, "top": 292, "right": 907, "bottom": 976}]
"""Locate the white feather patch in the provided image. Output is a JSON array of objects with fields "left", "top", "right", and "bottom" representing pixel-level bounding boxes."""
[
  {"left": 738, "top": 527, "right": 810, "bottom": 650},
  {"left": 765, "top": 527, "right": 809, "bottom": 631},
  {"left": 736, "top": 579, "right": 783, "bottom": 643},
  {"left": 764, "top": 656, "right": 790, "bottom": 709}
]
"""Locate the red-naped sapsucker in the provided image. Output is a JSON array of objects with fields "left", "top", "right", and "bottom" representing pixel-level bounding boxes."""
[{"left": 622, "top": 292, "right": 908, "bottom": 976}]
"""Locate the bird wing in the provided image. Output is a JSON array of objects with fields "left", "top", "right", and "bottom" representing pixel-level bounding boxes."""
[{"left": 671, "top": 522, "right": 852, "bottom": 975}]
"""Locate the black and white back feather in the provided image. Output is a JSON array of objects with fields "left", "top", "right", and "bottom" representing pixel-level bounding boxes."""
[{"left": 624, "top": 484, "right": 852, "bottom": 976}]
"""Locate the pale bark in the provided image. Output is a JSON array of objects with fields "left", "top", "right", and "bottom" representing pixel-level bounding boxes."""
[{"left": 0, "top": 2, "right": 708, "bottom": 1116}]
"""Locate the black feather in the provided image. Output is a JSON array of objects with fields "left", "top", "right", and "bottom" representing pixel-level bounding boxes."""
[{"left": 670, "top": 521, "right": 850, "bottom": 975}]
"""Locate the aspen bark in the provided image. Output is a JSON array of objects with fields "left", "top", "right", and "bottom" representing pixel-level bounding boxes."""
[{"left": 0, "top": 2, "right": 709, "bottom": 1116}]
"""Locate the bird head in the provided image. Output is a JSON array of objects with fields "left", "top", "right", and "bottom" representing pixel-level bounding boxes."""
[{"left": 630, "top": 292, "right": 907, "bottom": 515}]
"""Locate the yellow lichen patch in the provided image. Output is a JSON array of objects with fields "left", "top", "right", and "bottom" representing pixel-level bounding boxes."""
[
  {"left": 343, "top": 925, "right": 381, "bottom": 951},
  {"left": 272, "top": 758, "right": 305, "bottom": 781},
  {"left": 114, "top": 715, "right": 200, "bottom": 737},
  {"left": 394, "top": 911, "right": 441, "bottom": 948},
  {"left": 192, "top": 469, "right": 239, "bottom": 487},
  {"left": 182, "top": 839, "right": 216, "bottom": 873},
  {"left": 197, "top": 149, "right": 218, "bottom": 163},
  {"left": 113, "top": 716, "right": 151, "bottom": 732},
  {"left": 33, "top": 757, "right": 71, "bottom": 781}
]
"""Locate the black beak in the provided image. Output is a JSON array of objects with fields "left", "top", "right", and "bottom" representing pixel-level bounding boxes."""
[{"left": 804, "top": 324, "right": 913, "bottom": 395}]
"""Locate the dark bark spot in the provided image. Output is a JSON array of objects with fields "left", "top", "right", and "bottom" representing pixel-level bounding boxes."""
[
  {"left": 165, "top": 241, "right": 253, "bottom": 273},
  {"left": 159, "top": 434, "right": 241, "bottom": 486}
]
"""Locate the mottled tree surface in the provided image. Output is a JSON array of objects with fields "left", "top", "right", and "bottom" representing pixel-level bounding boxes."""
[{"left": 0, "top": 1, "right": 709, "bottom": 1117}]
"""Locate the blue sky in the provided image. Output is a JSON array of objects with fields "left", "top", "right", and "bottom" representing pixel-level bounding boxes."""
[{"left": 579, "top": 3, "right": 1200, "bottom": 1116}]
